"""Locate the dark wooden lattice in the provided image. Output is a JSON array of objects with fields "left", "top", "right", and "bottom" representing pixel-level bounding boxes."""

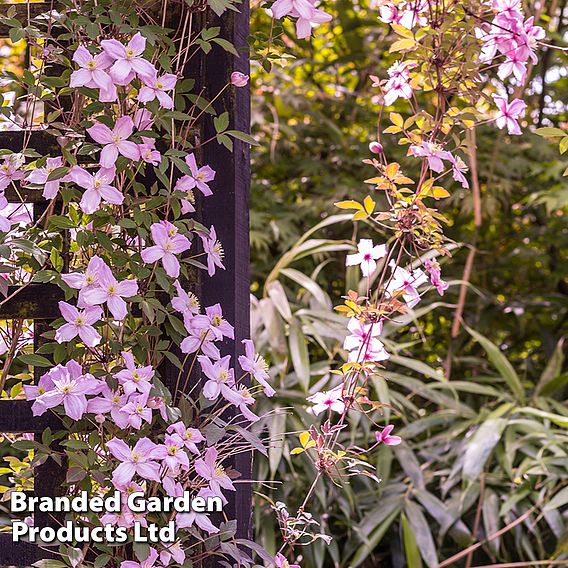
[{"left": 0, "top": 0, "right": 251, "bottom": 564}]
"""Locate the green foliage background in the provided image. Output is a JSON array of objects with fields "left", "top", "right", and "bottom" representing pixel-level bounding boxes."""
[{"left": 249, "top": 1, "right": 568, "bottom": 566}]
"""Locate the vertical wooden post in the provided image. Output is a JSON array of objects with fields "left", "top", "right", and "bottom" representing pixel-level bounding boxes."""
[{"left": 199, "top": 2, "right": 252, "bottom": 541}]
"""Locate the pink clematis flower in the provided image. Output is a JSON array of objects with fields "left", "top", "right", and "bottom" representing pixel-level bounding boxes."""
[
  {"left": 307, "top": 386, "right": 345, "bottom": 415},
  {"left": 70, "top": 46, "right": 117, "bottom": 102},
  {"left": 27, "top": 157, "right": 65, "bottom": 199},
  {"left": 114, "top": 351, "right": 154, "bottom": 396},
  {"left": 62, "top": 255, "right": 107, "bottom": 293},
  {"left": 450, "top": 155, "right": 469, "bottom": 189},
  {"left": 198, "top": 355, "right": 235, "bottom": 401},
  {"left": 203, "top": 303, "right": 234, "bottom": 340},
  {"left": 87, "top": 117, "right": 140, "bottom": 168},
  {"left": 134, "top": 108, "right": 154, "bottom": 131},
  {"left": 171, "top": 280, "right": 200, "bottom": 326},
  {"left": 141, "top": 221, "right": 191, "bottom": 278},
  {"left": 494, "top": 96, "right": 527, "bottom": 135},
  {"left": 101, "top": 32, "right": 156, "bottom": 85},
  {"left": 176, "top": 502, "right": 219, "bottom": 534},
  {"left": 154, "top": 434, "right": 190, "bottom": 471},
  {"left": 86, "top": 385, "right": 130, "bottom": 428},
  {"left": 138, "top": 137, "right": 161, "bottom": 165},
  {"left": 106, "top": 437, "right": 162, "bottom": 488},
  {"left": 31, "top": 361, "right": 102, "bottom": 420},
  {"left": 166, "top": 421, "right": 205, "bottom": 454},
  {"left": 201, "top": 226, "right": 225, "bottom": 276},
  {"left": 121, "top": 394, "right": 153, "bottom": 430},
  {"left": 382, "top": 61, "right": 416, "bottom": 106},
  {"left": 138, "top": 73, "right": 177, "bottom": 109},
  {"left": 195, "top": 447, "right": 235, "bottom": 495},
  {"left": 274, "top": 553, "right": 301, "bottom": 568},
  {"left": 80, "top": 263, "right": 138, "bottom": 320},
  {"left": 180, "top": 324, "right": 220, "bottom": 360},
  {"left": 0, "top": 155, "right": 24, "bottom": 191},
  {"left": 346, "top": 239, "right": 387, "bottom": 277},
  {"left": 175, "top": 154, "right": 215, "bottom": 196},
  {"left": 238, "top": 339, "right": 275, "bottom": 396},
  {"left": 160, "top": 542, "right": 185, "bottom": 567},
  {"left": 375, "top": 424, "right": 402, "bottom": 446},
  {"left": 55, "top": 301, "right": 102, "bottom": 346},
  {"left": 0, "top": 195, "right": 12, "bottom": 232},
  {"left": 271, "top": 0, "right": 331, "bottom": 39},
  {"left": 223, "top": 385, "right": 259, "bottom": 422},
  {"left": 69, "top": 165, "right": 123, "bottom": 214},
  {"left": 121, "top": 547, "right": 160, "bottom": 568}
]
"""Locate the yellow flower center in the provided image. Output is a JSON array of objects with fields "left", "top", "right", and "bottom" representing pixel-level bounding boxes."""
[{"left": 87, "top": 60, "right": 97, "bottom": 70}]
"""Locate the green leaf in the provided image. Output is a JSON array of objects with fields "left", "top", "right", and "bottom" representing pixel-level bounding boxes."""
[
  {"left": 536, "top": 337, "right": 565, "bottom": 395},
  {"left": 465, "top": 325, "right": 524, "bottom": 401},
  {"left": 289, "top": 321, "right": 310, "bottom": 391},
  {"left": 404, "top": 501, "right": 439, "bottom": 568},
  {"left": 544, "top": 486, "right": 568, "bottom": 512},
  {"left": 225, "top": 129, "right": 259, "bottom": 146},
  {"left": 19, "top": 354, "right": 52, "bottom": 367},
  {"left": 463, "top": 417, "right": 507, "bottom": 481},
  {"left": 402, "top": 513, "right": 423, "bottom": 568}
]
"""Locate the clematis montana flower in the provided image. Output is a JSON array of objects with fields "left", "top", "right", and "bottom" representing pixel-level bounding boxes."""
[
  {"left": 26, "top": 157, "right": 65, "bottom": 199},
  {"left": 409, "top": 142, "right": 452, "bottom": 173},
  {"left": 171, "top": 280, "right": 200, "bottom": 326},
  {"left": 55, "top": 301, "right": 102, "bottom": 347},
  {"left": 175, "top": 154, "right": 215, "bottom": 196},
  {"left": 494, "top": 96, "right": 527, "bottom": 135},
  {"left": 87, "top": 117, "right": 140, "bottom": 168},
  {"left": 140, "top": 221, "right": 191, "bottom": 278},
  {"left": 222, "top": 385, "right": 259, "bottom": 422},
  {"left": 0, "top": 195, "right": 12, "bottom": 232},
  {"left": 238, "top": 339, "right": 275, "bottom": 396},
  {"left": 114, "top": 351, "right": 154, "bottom": 395},
  {"left": 121, "top": 394, "right": 153, "bottom": 430},
  {"left": 138, "top": 137, "right": 161, "bottom": 166},
  {"left": 195, "top": 447, "right": 235, "bottom": 496},
  {"left": 198, "top": 355, "right": 235, "bottom": 401},
  {"left": 62, "top": 255, "right": 107, "bottom": 293},
  {"left": 86, "top": 385, "right": 130, "bottom": 428},
  {"left": 271, "top": 0, "right": 331, "bottom": 39},
  {"left": 153, "top": 434, "right": 190, "bottom": 471},
  {"left": 167, "top": 421, "right": 205, "bottom": 454},
  {"left": 81, "top": 263, "right": 138, "bottom": 320},
  {"left": 106, "top": 437, "right": 162, "bottom": 488},
  {"left": 31, "top": 361, "right": 102, "bottom": 420},
  {"left": 424, "top": 258, "right": 449, "bottom": 296},
  {"left": 70, "top": 46, "right": 117, "bottom": 102},
  {"left": 375, "top": 424, "right": 402, "bottom": 446},
  {"left": 0, "top": 155, "right": 24, "bottom": 191},
  {"left": 200, "top": 226, "right": 225, "bottom": 276},
  {"left": 101, "top": 32, "right": 156, "bottom": 85},
  {"left": 69, "top": 165, "right": 123, "bottom": 214},
  {"left": 137, "top": 72, "right": 177, "bottom": 109},
  {"left": 160, "top": 541, "right": 185, "bottom": 566},
  {"left": 274, "top": 553, "right": 301, "bottom": 568},
  {"left": 346, "top": 239, "right": 387, "bottom": 277},
  {"left": 121, "top": 547, "right": 160, "bottom": 568}
]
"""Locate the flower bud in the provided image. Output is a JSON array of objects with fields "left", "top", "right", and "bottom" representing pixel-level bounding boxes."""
[
  {"left": 95, "top": 413, "right": 105, "bottom": 424},
  {"left": 230, "top": 71, "right": 249, "bottom": 87},
  {"left": 369, "top": 141, "right": 383, "bottom": 154}
]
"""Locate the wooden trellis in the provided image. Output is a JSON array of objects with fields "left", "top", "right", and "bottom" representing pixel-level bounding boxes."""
[{"left": 0, "top": 1, "right": 251, "bottom": 564}]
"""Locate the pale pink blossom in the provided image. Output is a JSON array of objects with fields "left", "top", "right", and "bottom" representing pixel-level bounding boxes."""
[
  {"left": 55, "top": 301, "right": 102, "bottom": 346},
  {"left": 27, "top": 157, "right": 65, "bottom": 199},
  {"left": 87, "top": 117, "right": 140, "bottom": 168},
  {"left": 201, "top": 226, "right": 225, "bottom": 276},
  {"left": 175, "top": 154, "right": 215, "bottom": 196},
  {"left": 121, "top": 394, "right": 153, "bottom": 430},
  {"left": 70, "top": 46, "right": 117, "bottom": 102},
  {"left": 238, "top": 339, "right": 275, "bottom": 396},
  {"left": 195, "top": 447, "right": 235, "bottom": 495},
  {"left": 106, "top": 437, "right": 162, "bottom": 488},
  {"left": 198, "top": 355, "right": 235, "bottom": 401},
  {"left": 138, "top": 73, "right": 177, "bottom": 109},
  {"left": 385, "top": 262, "right": 428, "bottom": 308},
  {"left": 140, "top": 221, "right": 191, "bottom": 278},
  {"left": 69, "top": 165, "right": 123, "bottom": 214},
  {"left": 101, "top": 32, "right": 156, "bottom": 85},
  {"left": 114, "top": 351, "right": 154, "bottom": 396}
]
